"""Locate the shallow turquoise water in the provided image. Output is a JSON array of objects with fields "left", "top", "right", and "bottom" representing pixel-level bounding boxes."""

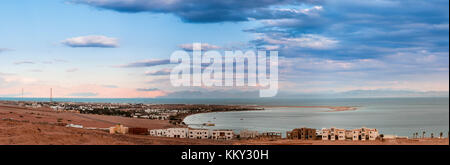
[{"left": 183, "top": 97, "right": 449, "bottom": 137}]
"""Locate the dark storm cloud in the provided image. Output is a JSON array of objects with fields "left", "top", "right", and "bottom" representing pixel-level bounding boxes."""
[{"left": 73, "top": 0, "right": 318, "bottom": 23}]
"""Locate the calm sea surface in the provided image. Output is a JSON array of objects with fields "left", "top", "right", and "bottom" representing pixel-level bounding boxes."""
[
  {"left": 182, "top": 97, "right": 449, "bottom": 137},
  {"left": 1, "top": 97, "right": 448, "bottom": 137}
]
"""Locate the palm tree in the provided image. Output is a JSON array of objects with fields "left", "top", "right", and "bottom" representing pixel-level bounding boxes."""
[
  {"left": 422, "top": 131, "right": 426, "bottom": 138},
  {"left": 440, "top": 132, "right": 443, "bottom": 139},
  {"left": 431, "top": 133, "right": 434, "bottom": 138}
]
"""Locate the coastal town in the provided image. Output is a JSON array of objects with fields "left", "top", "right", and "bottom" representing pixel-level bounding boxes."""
[
  {"left": 0, "top": 100, "right": 448, "bottom": 145},
  {"left": 1, "top": 100, "right": 262, "bottom": 124}
]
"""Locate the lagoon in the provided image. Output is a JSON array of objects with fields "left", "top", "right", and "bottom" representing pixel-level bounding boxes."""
[{"left": 183, "top": 97, "right": 449, "bottom": 137}]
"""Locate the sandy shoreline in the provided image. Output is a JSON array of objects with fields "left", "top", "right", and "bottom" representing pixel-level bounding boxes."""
[
  {"left": 182, "top": 105, "right": 358, "bottom": 122},
  {"left": 181, "top": 105, "right": 359, "bottom": 136}
]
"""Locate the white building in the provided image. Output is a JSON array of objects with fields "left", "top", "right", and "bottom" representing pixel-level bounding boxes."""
[
  {"left": 336, "top": 128, "right": 346, "bottom": 141},
  {"left": 66, "top": 124, "right": 83, "bottom": 129},
  {"left": 50, "top": 106, "right": 64, "bottom": 111},
  {"left": 322, "top": 127, "right": 345, "bottom": 141},
  {"left": 188, "top": 129, "right": 210, "bottom": 139},
  {"left": 350, "top": 127, "right": 380, "bottom": 141},
  {"left": 212, "top": 129, "right": 234, "bottom": 140},
  {"left": 166, "top": 128, "right": 188, "bottom": 138},
  {"left": 356, "top": 127, "right": 379, "bottom": 141},
  {"left": 316, "top": 129, "right": 322, "bottom": 137},
  {"left": 368, "top": 128, "right": 379, "bottom": 140},
  {"left": 149, "top": 129, "right": 167, "bottom": 137},
  {"left": 321, "top": 128, "right": 330, "bottom": 140},
  {"left": 352, "top": 129, "right": 361, "bottom": 141},
  {"left": 323, "top": 127, "right": 379, "bottom": 141},
  {"left": 32, "top": 103, "right": 42, "bottom": 108}
]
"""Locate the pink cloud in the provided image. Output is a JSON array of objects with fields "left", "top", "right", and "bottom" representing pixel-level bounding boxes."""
[{"left": 0, "top": 84, "right": 167, "bottom": 98}]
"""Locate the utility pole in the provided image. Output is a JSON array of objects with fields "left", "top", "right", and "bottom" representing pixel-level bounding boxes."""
[{"left": 50, "top": 88, "right": 53, "bottom": 102}]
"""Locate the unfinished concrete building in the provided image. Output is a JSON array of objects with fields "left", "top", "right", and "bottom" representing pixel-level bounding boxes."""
[
  {"left": 287, "top": 127, "right": 317, "bottom": 140},
  {"left": 239, "top": 129, "right": 259, "bottom": 139}
]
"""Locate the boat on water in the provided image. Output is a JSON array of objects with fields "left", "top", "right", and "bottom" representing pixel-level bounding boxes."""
[{"left": 203, "top": 122, "right": 215, "bottom": 126}]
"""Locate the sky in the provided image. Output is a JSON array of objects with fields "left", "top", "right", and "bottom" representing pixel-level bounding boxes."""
[{"left": 0, "top": 0, "right": 448, "bottom": 98}]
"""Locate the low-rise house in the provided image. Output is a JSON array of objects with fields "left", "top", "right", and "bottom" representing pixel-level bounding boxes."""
[
  {"left": 150, "top": 115, "right": 169, "bottom": 120},
  {"left": 260, "top": 132, "right": 282, "bottom": 140},
  {"left": 166, "top": 128, "right": 188, "bottom": 138},
  {"left": 149, "top": 129, "right": 167, "bottom": 137},
  {"left": 50, "top": 106, "right": 64, "bottom": 111},
  {"left": 336, "top": 128, "right": 346, "bottom": 141},
  {"left": 188, "top": 129, "right": 210, "bottom": 139},
  {"left": 367, "top": 128, "right": 379, "bottom": 140},
  {"left": 212, "top": 129, "right": 234, "bottom": 140},
  {"left": 316, "top": 129, "right": 322, "bottom": 137},
  {"left": 345, "top": 130, "right": 353, "bottom": 140},
  {"left": 323, "top": 127, "right": 353, "bottom": 141},
  {"left": 354, "top": 127, "right": 379, "bottom": 141},
  {"left": 352, "top": 129, "right": 361, "bottom": 141},
  {"left": 321, "top": 128, "right": 330, "bottom": 140},
  {"left": 32, "top": 103, "right": 42, "bottom": 108},
  {"left": 318, "top": 127, "right": 380, "bottom": 141},
  {"left": 321, "top": 127, "right": 339, "bottom": 140}
]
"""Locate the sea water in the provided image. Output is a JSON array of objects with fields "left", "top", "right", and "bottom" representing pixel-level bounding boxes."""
[
  {"left": 183, "top": 97, "right": 449, "bottom": 137},
  {"left": 1, "top": 97, "right": 448, "bottom": 137}
]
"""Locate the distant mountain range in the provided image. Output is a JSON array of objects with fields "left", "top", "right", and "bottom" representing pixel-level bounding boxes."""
[
  {"left": 330, "top": 89, "right": 449, "bottom": 98},
  {"left": 162, "top": 89, "right": 449, "bottom": 98}
]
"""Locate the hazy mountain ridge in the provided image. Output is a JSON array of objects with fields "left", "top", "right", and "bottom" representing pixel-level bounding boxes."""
[{"left": 162, "top": 89, "right": 449, "bottom": 98}]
